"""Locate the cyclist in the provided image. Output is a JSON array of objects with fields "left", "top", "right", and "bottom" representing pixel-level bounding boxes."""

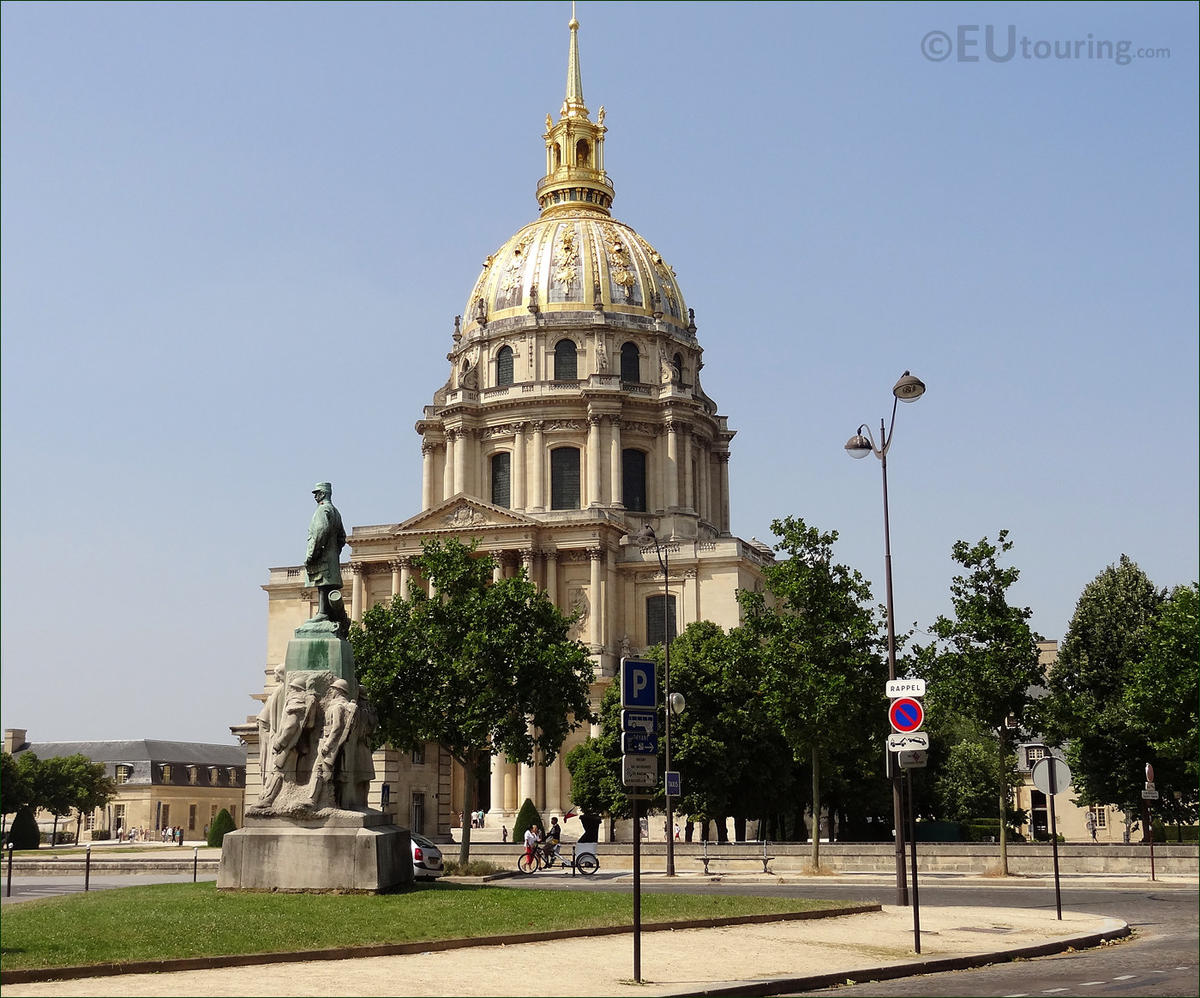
[
  {"left": 542, "top": 817, "right": 562, "bottom": 865},
  {"left": 523, "top": 823, "right": 541, "bottom": 868}
]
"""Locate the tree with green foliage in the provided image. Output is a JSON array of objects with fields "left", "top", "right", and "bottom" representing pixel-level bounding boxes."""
[
  {"left": 1125, "top": 582, "right": 1199, "bottom": 787},
  {"left": 738, "top": 516, "right": 885, "bottom": 869},
  {"left": 66, "top": 758, "right": 118, "bottom": 846},
  {"left": 352, "top": 538, "right": 595, "bottom": 863},
  {"left": 207, "top": 807, "right": 237, "bottom": 847},
  {"left": 1045, "top": 557, "right": 1194, "bottom": 829},
  {"left": 2, "top": 751, "right": 32, "bottom": 840},
  {"left": 913, "top": 530, "right": 1041, "bottom": 874},
  {"left": 667, "top": 621, "right": 793, "bottom": 841}
]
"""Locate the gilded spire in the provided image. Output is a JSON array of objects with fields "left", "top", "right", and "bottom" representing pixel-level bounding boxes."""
[
  {"left": 563, "top": 12, "right": 585, "bottom": 118},
  {"left": 537, "top": 12, "right": 613, "bottom": 216}
]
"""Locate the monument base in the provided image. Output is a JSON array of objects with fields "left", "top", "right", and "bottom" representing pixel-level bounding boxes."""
[{"left": 217, "top": 810, "right": 413, "bottom": 892}]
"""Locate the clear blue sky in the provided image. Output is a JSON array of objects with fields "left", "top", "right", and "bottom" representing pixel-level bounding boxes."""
[{"left": 3, "top": 2, "right": 1196, "bottom": 744}]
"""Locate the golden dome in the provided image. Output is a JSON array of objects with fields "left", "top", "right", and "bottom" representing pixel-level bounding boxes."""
[
  {"left": 463, "top": 211, "right": 688, "bottom": 334},
  {"left": 461, "top": 15, "right": 689, "bottom": 336}
]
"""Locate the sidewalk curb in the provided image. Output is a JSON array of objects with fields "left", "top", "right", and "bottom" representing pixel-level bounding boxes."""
[
  {"left": 0, "top": 903, "right": 880, "bottom": 986},
  {"left": 655, "top": 918, "right": 1131, "bottom": 997}
]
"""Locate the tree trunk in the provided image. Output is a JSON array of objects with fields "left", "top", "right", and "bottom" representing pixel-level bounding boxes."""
[
  {"left": 684, "top": 820, "right": 694, "bottom": 842},
  {"left": 51, "top": 814, "right": 59, "bottom": 848},
  {"left": 997, "top": 728, "right": 1009, "bottom": 875},
  {"left": 75, "top": 813, "right": 82, "bottom": 846},
  {"left": 458, "top": 752, "right": 477, "bottom": 866},
  {"left": 810, "top": 748, "right": 821, "bottom": 870},
  {"left": 715, "top": 817, "right": 729, "bottom": 843},
  {"left": 733, "top": 816, "right": 746, "bottom": 842}
]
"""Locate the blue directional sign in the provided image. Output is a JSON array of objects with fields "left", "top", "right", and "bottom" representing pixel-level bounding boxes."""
[
  {"left": 621, "top": 657, "right": 657, "bottom": 709},
  {"left": 666, "top": 771, "right": 681, "bottom": 796},
  {"left": 621, "top": 709, "right": 657, "bottom": 734},
  {"left": 622, "top": 732, "right": 658, "bottom": 755}
]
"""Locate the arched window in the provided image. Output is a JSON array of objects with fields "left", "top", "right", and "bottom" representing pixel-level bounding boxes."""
[
  {"left": 576, "top": 138, "right": 591, "bottom": 166},
  {"left": 622, "top": 449, "right": 647, "bottom": 511},
  {"left": 672, "top": 352, "right": 684, "bottom": 384},
  {"left": 620, "top": 342, "right": 640, "bottom": 383},
  {"left": 554, "top": 339, "right": 578, "bottom": 380},
  {"left": 550, "top": 447, "right": 581, "bottom": 510},
  {"left": 553, "top": 143, "right": 562, "bottom": 169},
  {"left": 496, "top": 345, "right": 514, "bottom": 386},
  {"left": 491, "top": 452, "right": 511, "bottom": 508},
  {"left": 647, "top": 594, "right": 677, "bottom": 647}
]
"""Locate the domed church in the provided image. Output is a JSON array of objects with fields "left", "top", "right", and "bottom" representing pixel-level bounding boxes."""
[{"left": 242, "top": 15, "right": 773, "bottom": 837}]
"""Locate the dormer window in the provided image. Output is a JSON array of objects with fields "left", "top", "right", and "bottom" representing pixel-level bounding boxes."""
[
  {"left": 160, "top": 765, "right": 173, "bottom": 784},
  {"left": 115, "top": 765, "right": 132, "bottom": 785}
]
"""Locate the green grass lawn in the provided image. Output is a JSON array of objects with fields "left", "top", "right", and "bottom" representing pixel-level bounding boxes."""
[{"left": 0, "top": 882, "right": 854, "bottom": 972}]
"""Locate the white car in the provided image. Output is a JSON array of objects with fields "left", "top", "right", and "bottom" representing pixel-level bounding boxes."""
[{"left": 411, "top": 832, "right": 445, "bottom": 879}]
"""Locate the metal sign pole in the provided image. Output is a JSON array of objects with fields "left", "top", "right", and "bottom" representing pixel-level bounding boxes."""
[
  {"left": 906, "top": 769, "right": 920, "bottom": 953},
  {"left": 632, "top": 796, "right": 642, "bottom": 983},
  {"left": 1145, "top": 799, "right": 1156, "bottom": 882},
  {"left": 1047, "top": 760, "right": 1062, "bottom": 919}
]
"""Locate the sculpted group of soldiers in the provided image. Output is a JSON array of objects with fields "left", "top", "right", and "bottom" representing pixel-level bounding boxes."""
[{"left": 248, "top": 483, "right": 377, "bottom": 817}]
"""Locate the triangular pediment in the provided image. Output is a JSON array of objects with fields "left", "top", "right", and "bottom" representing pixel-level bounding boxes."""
[{"left": 395, "top": 495, "right": 539, "bottom": 535}]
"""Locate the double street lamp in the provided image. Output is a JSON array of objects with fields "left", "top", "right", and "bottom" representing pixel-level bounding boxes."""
[
  {"left": 632, "top": 523, "right": 684, "bottom": 876},
  {"left": 845, "top": 370, "right": 925, "bottom": 907}
]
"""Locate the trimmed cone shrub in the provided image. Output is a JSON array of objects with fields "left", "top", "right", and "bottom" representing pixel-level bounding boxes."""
[
  {"left": 512, "top": 797, "right": 544, "bottom": 843},
  {"left": 207, "top": 808, "right": 237, "bottom": 847},
  {"left": 9, "top": 806, "right": 40, "bottom": 849}
]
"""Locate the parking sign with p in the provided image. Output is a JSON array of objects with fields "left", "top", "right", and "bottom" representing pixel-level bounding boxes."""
[{"left": 621, "top": 657, "right": 656, "bottom": 709}]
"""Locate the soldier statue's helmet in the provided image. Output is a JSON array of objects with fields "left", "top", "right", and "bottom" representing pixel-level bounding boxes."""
[
  {"left": 312, "top": 481, "right": 332, "bottom": 496},
  {"left": 330, "top": 679, "right": 351, "bottom": 696}
]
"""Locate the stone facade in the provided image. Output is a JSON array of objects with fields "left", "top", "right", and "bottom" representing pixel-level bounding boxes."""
[
  {"left": 4, "top": 729, "right": 245, "bottom": 842},
  {"left": 237, "top": 16, "right": 771, "bottom": 838}
]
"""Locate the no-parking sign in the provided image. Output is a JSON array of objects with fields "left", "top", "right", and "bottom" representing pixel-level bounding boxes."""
[{"left": 888, "top": 697, "right": 924, "bottom": 733}]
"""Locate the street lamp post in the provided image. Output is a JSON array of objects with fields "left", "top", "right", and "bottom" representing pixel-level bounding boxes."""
[
  {"left": 633, "top": 523, "right": 677, "bottom": 876},
  {"left": 845, "top": 370, "right": 925, "bottom": 907}
]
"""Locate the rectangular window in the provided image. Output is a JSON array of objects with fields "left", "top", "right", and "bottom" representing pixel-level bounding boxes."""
[
  {"left": 115, "top": 765, "right": 130, "bottom": 785},
  {"left": 412, "top": 745, "right": 425, "bottom": 765},
  {"left": 622, "top": 448, "right": 647, "bottom": 511},
  {"left": 114, "top": 804, "right": 126, "bottom": 828},
  {"left": 646, "top": 594, "right": 677, "bottom": 647},
  {"left": 160, "top": 765, "right": 172, "bottom": 784},
  {"left": 550, "top": 447, "right": 581, "bottom": 510},
  {"left": 491, "top": 451, "right": 511, "bottom": 508},
  {"left": 1026, "top": 746, "right": 1047, "bottom": 767},
  {"left": 188, "top": 804, "right": 197, "bottom": 831},
  {"left": 160, "top": 804, "right": 170, "bottom": 828},
  {"left": 411, "top": 792, "right": 426, "bottom": 836},
  {"left": 85, "top": 811, "right": 96, "bottom": 830},
  {"left": 211, "top": 804, "right": 219, "bottom": 821},
  {"left": 1090, "top": 805, "right": 1107, "bottom": 829},
  {"left": 188, "top": 766, "right": 198, "bottom": 785},
  {"left": 229, "top": 804, "right": 237, "bottom": 823}
]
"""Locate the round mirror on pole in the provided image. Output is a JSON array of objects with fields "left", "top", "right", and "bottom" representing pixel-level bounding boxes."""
[{"left": 669, "top": 691, "right": 686, "bottom": 715}]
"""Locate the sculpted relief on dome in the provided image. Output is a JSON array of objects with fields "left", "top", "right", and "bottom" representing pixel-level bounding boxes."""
[{"left": 462, "top": 214, "right": 687, "bottom": 336}]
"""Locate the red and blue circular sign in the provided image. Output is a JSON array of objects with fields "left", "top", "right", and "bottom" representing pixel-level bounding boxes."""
[{"left": 889, "top": 697, "right": 924, "bottom": 733}]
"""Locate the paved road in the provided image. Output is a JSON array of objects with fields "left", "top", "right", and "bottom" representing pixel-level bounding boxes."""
[
  {"left": 501, "top": 874, "right": 1198, "bottom": 997},
  {"left": 2, "top": 872, "right": 214, "bottom": 904}
]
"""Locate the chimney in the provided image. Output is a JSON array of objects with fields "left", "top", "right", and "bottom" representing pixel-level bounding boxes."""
[{"left": 4, "top": 729, "right": 28, "bottom": 754}]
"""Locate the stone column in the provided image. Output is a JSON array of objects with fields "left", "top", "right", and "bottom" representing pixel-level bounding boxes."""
[
  {"left": 588, "top": 547, "right": 603, "bottom": 648},
  {"left": 699, "top": 444, "right": 711, "bottom": 523},
  {"left": 718, "top": 452, "right": 731, "bottom": 533},
  {"left": 545, "top": 548, "right": 558, "bottom": 604},
  {"left": 655, "top": 426, "right": 667, "bottom": 513},
  {"left": 513, "top": 421, "right": 527, "bottom": 510},
  {"left": 504, "top": 766, "right": 517, "bottom": 812},
  {"left": 587, "top": 414, "right": 602, "bottom": 506},
  {"left": 443, "top": 430, "right": 456, "bottom": 498},
  {"left": 399, "top": 557, "right": 412, "bottom": 597},
  {"left": 350, "top": 563, "right": 365, "bottom": 621},
  {"left": 521, "top": 547, "right": 535, "bottom": 583},
  {"left": 493, "top": 556, "right": 503, "bottom": 584},
  {"left": 531, "top": 421, "right": 546, "bottom": 511},
  {"left": 490, "top": 753, "right": 506, "bottom": 817},
  {"left": 545, "top": 755, "right": 562, "bottom": 815},
  {"left": 421, "top": 441, "right": 437, "bottom": 510},
  {"left": 682, "top": 427, "right": 695, "bottom": 512},
  {"left": 390, "top": 560, "right": 402, "bottom": 597},
  {"left": 609, "top": 415, "right": 622, "bottom": 507},
  {"left": 665, "top": 421, "right": 680, "bottom": 508},
  {"left": 454, "top": 428, "right": 469, "bottom": 497},
  {"left": 519, "top": 761, "right": 537, "bottom": 810},
  {"left": 606, "top": 547, "right": 618, "bottom": 650}
]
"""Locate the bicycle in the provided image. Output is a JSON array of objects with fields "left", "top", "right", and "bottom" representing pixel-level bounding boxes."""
[{"left": 516, "top": 842, "right": 599, "bottom": 875}]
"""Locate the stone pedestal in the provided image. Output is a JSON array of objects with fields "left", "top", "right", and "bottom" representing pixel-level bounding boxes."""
[
  {"left": 217, "top": 810, "right": 412, "bottom": 892},
  {"left": 284, "top": 622, "right": 358, "bottom": 697}
]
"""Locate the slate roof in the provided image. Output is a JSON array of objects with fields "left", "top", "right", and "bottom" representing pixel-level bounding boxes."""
[{"left": 13, "top": 739, "right": 245, "bottom": 767}]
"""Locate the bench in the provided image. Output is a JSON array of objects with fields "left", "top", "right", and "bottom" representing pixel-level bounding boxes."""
[{"left": 692, "top": 840, "right": 775, "bottom": 875}]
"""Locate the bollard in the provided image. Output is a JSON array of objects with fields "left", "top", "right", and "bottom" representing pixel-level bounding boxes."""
[
  {"left": 5, "top": 841, "right": 13, "bottom": 898},
  {"left": 84, "top": 842, "right": 92, "bottom": 892},
  {"left": 193, "top": 845, "right": 199, "bottom": 883}
]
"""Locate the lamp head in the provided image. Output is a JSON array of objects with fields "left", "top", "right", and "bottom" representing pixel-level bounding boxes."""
[
  {"left": 844, "top": 432, "right": 873, "bottom": 459},
  {"left": 892, "top": 371, "right": 926, "bottom": 403}
]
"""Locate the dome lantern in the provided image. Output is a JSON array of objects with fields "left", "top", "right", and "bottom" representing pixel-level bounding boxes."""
[{"left": 537, "top": 15, "right": 613, "bottom": 217}]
